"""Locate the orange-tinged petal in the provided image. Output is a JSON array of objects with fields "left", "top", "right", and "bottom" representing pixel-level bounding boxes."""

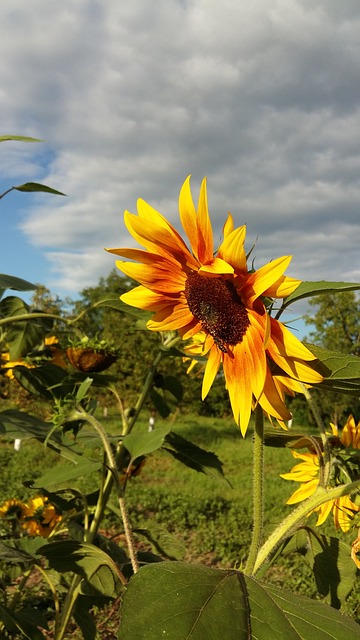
[
  {"left": 333, "top": 495, "right": 360, "bottom": 532},
  {"left": 108, "top": 247, "right": 180, "bottom": 267},
  {"left": 115, "top": 260, "right": 186, "bottom": 293},
  {"left": 124, "top": 210, "right": 194, "bottom": 263},
  {"left": 258, "top": 367, "right": 292, "bottom": 423},
  {"left": 202, "top": 345, "right": 221, "bottom": 400},
  {"left": 268, "top": 317, "right": 320, "bottom": 362},
  {"left": 218, "top": 225, "right": 247, "bottom": 272},
  {"left": 243, "top": 256, "right": 293, "bottom": 306},
  {"left": 197, "top": 177, "right": 214, "bottom": 264},
  {"left": 147, "top": 303, "right": 194, "bottom": 331},
  {"left": 223, "top": 343, "right": 252, "bottom": 436}
]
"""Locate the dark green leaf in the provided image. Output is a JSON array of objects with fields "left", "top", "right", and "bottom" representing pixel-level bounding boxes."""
[
  {"left": 163, "top": 431, "right": 226, "bottom": 481},
  {"left": 0, "top": 602, "right": 45, "bottom": 639},
  {"left": 38, "top": 540, "right": 121, "bottom": 598},
  {"left": 0, "top": 541, "right": 36, "bottom": 565},
  {"left": 0, "top": 274, "right": 37, "bottom": 292},
  {"left": 281, "top": 281, "right": 360, "bottom": 311},
  {"left": 14, "top": 182, "right": 66, "bottom": 196},
  {"left": 306, "top": 344, "right": 360, "bottom": 395},
  {"left": 13, "top": 363, "right": 74, "bottom": 399},
  {"left": 122, "top": 425, "right": 172, "bottom": 462},
  {"left": 118, "top": 561, "right": 360, "bottom": 640},
  {"left": 283, "top": 528, "right": 357, "bottom": 608},
  {"left": 0, "top": 409, "right": 58, "bottom": 441}
]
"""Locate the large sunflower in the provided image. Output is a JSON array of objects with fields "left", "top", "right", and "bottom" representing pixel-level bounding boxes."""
[{"left": 108, "top": 176, "right": 322, "bottom": 435}]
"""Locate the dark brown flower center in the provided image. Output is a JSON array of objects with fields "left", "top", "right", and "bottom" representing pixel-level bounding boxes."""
[{"left": 185, "top": 271, "right": 250, "bottom": 351}]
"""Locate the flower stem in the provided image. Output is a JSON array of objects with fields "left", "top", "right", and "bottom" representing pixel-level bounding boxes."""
[
  {"left": 244, "top": 404, "right": 265, "bottom": 575},
  {"left": 252, "top": 479, "right": 360, "bottom": 576}
]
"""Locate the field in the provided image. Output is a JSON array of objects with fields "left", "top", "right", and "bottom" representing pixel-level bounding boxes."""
[{"left": 1, "top": 410, "right": 359, "bottom": 636}]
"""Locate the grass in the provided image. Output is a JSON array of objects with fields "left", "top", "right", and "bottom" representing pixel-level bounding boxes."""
[{"left": 1, "top": 409, "right": 360, "bottom": 632}]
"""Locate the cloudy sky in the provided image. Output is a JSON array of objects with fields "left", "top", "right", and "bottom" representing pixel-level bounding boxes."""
[{"left": 1, "top": 0, "right": 360, "bottom": 334}]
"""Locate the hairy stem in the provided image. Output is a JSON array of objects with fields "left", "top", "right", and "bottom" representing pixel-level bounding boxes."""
[{"left": 244, "top": 405, "right": 265, "bottom": 575}]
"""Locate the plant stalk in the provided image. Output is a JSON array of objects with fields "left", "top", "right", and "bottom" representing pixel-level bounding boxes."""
[{"left": 244, "top": 404, "right": 265, "bottom": 575}]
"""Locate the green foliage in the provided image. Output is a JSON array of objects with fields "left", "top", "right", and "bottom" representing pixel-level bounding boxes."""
[{"left": 119, "top": 561, "right": 360, "bottom": 640}]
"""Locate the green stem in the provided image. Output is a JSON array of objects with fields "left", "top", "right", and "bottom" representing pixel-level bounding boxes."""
[
  {"left": 252, "top": 479, "right": 360, "bottom": 575},
  {"left": 244, "top": 405, "right": 265, "bottom": 575}
]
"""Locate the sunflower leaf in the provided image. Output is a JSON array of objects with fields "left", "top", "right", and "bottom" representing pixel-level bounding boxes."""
[
  {"left": 162, "top": 431, "right": 226, "bottom": 481},
  {"left": 305, "top": 344, "right": 360, "bottom": 395},
  {"left": 0, "top": 274, "right": 37, "bottom": 293},
  {"left": 118, "top": 561, "right": 360, "bottom": 640},
  {"left": 0, "top": 135, "right": 42, "bottom": 143},
  {"left": 122, "top": 426, "right": 172, "bottom": 463},
  {"left": 280, "top": 281, "right": 360, "bottom": 311},
  {"left": 0, "top": 296, "right": 50, "bottom": 359},
  {"left": 283, "top": 528, "right": 357, "bottom": 608},
  {"left": 14, "top": 182, "right": 66, "bottom": 196}
]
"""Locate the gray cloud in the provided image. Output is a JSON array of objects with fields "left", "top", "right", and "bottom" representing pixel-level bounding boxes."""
[{"left": 1, "top": 0, "right": 360, "bottom": 304}]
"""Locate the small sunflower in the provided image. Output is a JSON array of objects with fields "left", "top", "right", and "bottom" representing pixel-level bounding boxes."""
[
  {"left": 280, "top": 450, "right": 360, "bottom": 532},
  {"left": 22, "top": 496, "right": 62, "bottom": 538},
  {"left": 108, "top": 176, "right": 322, "bottom": 435},
  {"left": 0, "top": 498, "right": 27, "bottom": 520}
]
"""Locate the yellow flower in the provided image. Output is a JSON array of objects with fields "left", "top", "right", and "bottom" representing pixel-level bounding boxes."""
[
  {"left": 0, "top": 352, "right": 35, "bottom": 379},
  {"left": 22, "top": 496, "right": 62, "bottom": 538},
  {"left": 0, "top": 498, "right": 27, "bottom": 520},
  {"left": 280, "top": 450, "right": 360, "bottom": 532},
  {"left": 108, "top": 176, "right": 322, "bottom": 435},
  {"left": 341, "top": 414, "right": 360, "bottom": 449}
]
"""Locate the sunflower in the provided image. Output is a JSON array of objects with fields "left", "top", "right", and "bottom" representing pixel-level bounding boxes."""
[
  {"left": 280, "top": 450, "right": 360, "bottom": 532},
  {"left": 22, "top": 496, "right": 62, "bottom": 538},
  {"left": 107, "top": 176, "right": 322, "bottom": 435},
  {"left": 0, "top": 498, "right": 27, "bottom": 520}
]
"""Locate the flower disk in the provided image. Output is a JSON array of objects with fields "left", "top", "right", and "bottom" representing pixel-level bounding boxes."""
[
  {"left": 185, "top": 272, "right": 250, "bottom": 351},
  {"left": 107, "top": 176, "right": 323, "bottom": 435}
]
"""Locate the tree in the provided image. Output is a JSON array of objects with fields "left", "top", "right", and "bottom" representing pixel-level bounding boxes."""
[{"left": 304, "top": 292, "right": 360, "bottom": 424}]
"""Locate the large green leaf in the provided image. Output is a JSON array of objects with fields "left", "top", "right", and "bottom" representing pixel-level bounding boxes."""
[
  {"left": 14, "top": 182, "right": 66, "bottom": 196},
  {"left": 280, "top": 281, "right": 360, "bottom": 311},
  {"left": 38, "top": 540, "right": 121, "bottom": 598},
  {"left": 283, "top": 528, "right": 357, "bottom": 608},
  {"left": 122, "top": 425, "right": 172, "bottom": 462},
  {"left": 162, "top": 431, "right": 226, "bottom": 481},
  {"left": 118, "top": 562, "right": 360, "bottom": 639},
  {"left": 307, "top": 344, "right": 360, "bottom": 394},
  {"left": 13, "top": 363, "right": 73, "bottom": 399}
]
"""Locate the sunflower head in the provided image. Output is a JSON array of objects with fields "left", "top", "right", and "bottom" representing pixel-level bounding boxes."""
[{"left": 107, "top": 176, "right": 323, "bottom": 435}]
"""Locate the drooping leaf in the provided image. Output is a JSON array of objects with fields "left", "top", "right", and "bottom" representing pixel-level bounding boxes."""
[
  {"left": 0, "top": 409, "right": 58, "bottom": 442},
  {"left": 13, "top": 363, "right": 73, "bottom": 399},
  {"left": 118, "top": 561, "right": 360, "bottom": 640},
  {"left": 38, "top": 540, "right": 121, "bottom": 598},
  {"left": 0, "top": 541, "right": 36, "bottom": 566},
  {"left": 122, "top": 425, "right": 172, "bottom": 462},
  {"left": 0, "top": 274, "right": 37, "bottom": 292},
  {"left": 162, "top": 431, "right": 226, "bottom": 481},
  {"left": 283, "top": 528, "right": 357, "bottom": 608},
  {"left": 280, "top": 281, "right": 360, "bottom": 311},
  {"left": 14, "top": 182, "right": 66, "bottom": 196}
]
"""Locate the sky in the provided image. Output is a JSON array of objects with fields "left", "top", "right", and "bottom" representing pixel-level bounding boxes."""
[{"left": 1, "top": 0, "right": 360, "bottom": 337}]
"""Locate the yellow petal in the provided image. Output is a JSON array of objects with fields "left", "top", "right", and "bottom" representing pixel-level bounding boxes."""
[
  {"left": 222, "top": 212, "right": 234, "bottom": 238},
  {"left": 286, "top": 478, "right": 319, "bottom": 504},
  {"left": 179, "top": 175, "right": 199, "bottom": 260},
  {"left": 217, "top": 225, "right": 247, "bottom": 272},
  {"left": 223, "top": 344, "right": 252, "bottom": 436},
  {"left": 263, "top": 275, "right": 301, "bottom": 299},
  {"left": 202, "top": 345, "right": 221, "bottom": 400},
  {"left": 198, "top": 257, "right": 234, "bottom": 275},
  {"left": 121, "top": 286, "right": 171, "bottom": 310},
  {"left": 243, "top": 256, "right": 293, "bottom": 307},
  {"left": 197, "top": 177, "right": 214, "bottom": 264}
]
